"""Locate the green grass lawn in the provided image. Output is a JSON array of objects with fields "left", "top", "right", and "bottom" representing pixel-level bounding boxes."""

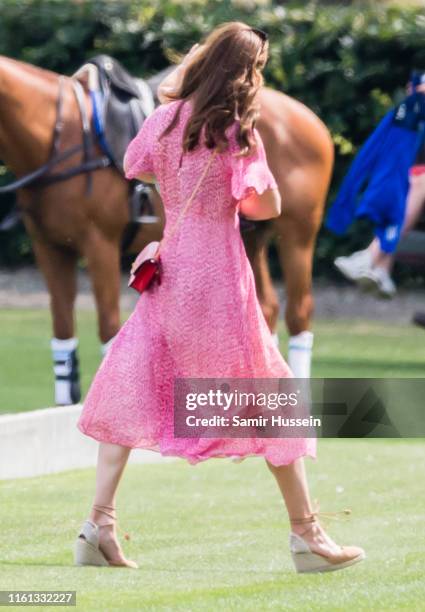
[
  {"left": 1, "top": 311, "right": 424, "bottom": 609},
  {"left": 0, "top": 309, "right": 423, "bottom": 414},
  {"left": 0, "top": 440, "right": 424, "bottom": 611}
]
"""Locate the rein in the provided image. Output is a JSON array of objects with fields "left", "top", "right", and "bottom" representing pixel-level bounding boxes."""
[{"left": 0, "top": 75, "right": 111, "bottom": 195}]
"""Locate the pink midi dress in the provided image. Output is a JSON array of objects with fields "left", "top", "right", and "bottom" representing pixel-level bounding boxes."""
[{"left": 77, "top": 98, "right": 316, "bottom": 466}]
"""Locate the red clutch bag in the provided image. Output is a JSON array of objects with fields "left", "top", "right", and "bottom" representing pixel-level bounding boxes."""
[{"left": 128, "top": 241, "right": 162, "bottom": 293}]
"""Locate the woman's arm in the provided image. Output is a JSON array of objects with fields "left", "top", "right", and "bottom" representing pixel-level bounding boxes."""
[
  {"left": 157, "top": 64, "right": 187, "bottom": 105},
  {"left": 135, "top": 171, "right": 156, "bottom": 183},
  {"left": 229, "top": 126, "right": 281, "bottom": 221},
  {"left": 157, "top": 44, "right": 202, "bottom": 105},
  {"left": 239, "top": 188, "right": 282, "bottom": 220}
]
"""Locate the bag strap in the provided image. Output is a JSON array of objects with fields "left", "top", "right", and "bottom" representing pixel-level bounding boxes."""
[{"left": 157, "top": 147, "right": 218, "bottom": 255}]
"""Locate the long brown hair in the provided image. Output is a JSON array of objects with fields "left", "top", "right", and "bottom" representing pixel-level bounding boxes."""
[{"left": 159, "top": 22, "right": 268, "bottom": 156}]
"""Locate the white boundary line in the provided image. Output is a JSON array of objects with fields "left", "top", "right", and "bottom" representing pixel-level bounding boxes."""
[{"left": 0, "top": 404, "right": 172, "bottom": 480}]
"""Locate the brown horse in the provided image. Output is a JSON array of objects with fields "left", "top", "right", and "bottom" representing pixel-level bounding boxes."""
[{"left": 0, "top": 55, "right": 333, "bottom": 404}]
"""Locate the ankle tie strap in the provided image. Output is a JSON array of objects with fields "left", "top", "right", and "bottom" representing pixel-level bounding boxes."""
[
  {"left": 290, "top": 501, "right": 351, "bottom": 527},
  {"left": 92, "top": 504, "right": 131, "bottom": 541}
]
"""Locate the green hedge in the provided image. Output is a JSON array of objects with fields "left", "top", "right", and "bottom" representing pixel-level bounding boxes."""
[{"left": 1, "top": 0, "right": 425, "bottom": 280}]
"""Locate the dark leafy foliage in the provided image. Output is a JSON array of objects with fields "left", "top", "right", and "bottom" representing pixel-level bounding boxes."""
[{"left": 0, "top": 0, "right": 424, "bottom": 282}]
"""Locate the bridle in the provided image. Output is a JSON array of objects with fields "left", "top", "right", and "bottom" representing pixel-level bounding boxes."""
[{"left": 0, "top": 75, "right": 111, "bottom": 195}]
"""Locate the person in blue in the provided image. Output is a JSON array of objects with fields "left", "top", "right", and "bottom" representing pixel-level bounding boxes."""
[{"left": 327, "top": 75, "right": 425, "bottom": 298}]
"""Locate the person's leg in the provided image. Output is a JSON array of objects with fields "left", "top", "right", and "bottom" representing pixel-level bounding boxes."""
[
  {"left": 266, "top": 458, "right": 345, "bottom": 557},
  {"left": 87, "top": 442, "right": 133, "bottom": 564},
  {"left": 400, "top": 173, "right": 425, "bottom": 236},
  {"left": 365, "top": 173, "right": 425, "bottom": 271},
  {"left": 367, "top": 237, "right": 391, "bottom": 270}
]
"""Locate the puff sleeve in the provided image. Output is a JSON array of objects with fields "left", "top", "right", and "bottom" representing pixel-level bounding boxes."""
[
  {"left": 124, "top": 112, "right": 156, "bottom": 180},
  {"left": 229, "top": 127, "right": 278, "bottom": 201}
]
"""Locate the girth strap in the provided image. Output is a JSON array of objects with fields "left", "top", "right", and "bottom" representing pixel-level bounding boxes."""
[{"left": 71, "top": 78, "right": 95, "bottom": 195}]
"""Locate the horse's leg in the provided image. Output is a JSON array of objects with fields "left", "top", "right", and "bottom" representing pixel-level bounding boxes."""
[
  {"left": 242, "top": 223, "right": 280, "bottom": 345},
  {"left": 274, "top": 215, "right": 318, "bottom": 378},
  {"left": 30, "top": 237, "right": 81, "bottom": 405},
  {"left": 83, "top": 229, "right": 121, "bottom": 354}
]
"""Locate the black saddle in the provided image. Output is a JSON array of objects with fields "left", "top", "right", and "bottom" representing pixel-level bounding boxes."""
[
  {"left": 86, "top": 54, "right": 151, "bottom": 172},
  {"left": 76, "top": 55, "right": 159, "bottom": 248},
  {"left": 0, "top": 55, "right": 160, "bottom": 243}
]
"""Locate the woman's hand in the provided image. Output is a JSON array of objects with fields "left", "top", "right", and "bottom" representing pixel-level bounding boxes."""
[
  {"left": 130, "top": 251, "right": 147, "bottom": 275},
  {"left": 181, "top": 43, "right": 203, "bottom": 66},
  {"left": 130, "top": 243, "right": 160, "bottom": 276},
  {"left": 157, "top": 43, "right": 203, "bottom": 104},
  {"left": 130, "top": 258, "right": 140, "bottom": 276}
]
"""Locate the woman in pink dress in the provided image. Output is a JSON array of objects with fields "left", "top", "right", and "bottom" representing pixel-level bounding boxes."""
[{"left": 74, "top": 21, "right": 364, "bottom": 573}]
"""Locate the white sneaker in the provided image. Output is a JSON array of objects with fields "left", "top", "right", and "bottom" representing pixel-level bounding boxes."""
[
  {"left": 360, "top": 267, "right": 397, "bottom": 299},
  {"left": 335, "top": 251, "right": 396, "bottom": 298},
  {"left": 334, "top": 249, "right": 373, "bottom": 282}
]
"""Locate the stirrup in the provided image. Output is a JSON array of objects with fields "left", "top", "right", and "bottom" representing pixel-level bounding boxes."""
[{"left": 92, "top": 504, "right": 131, "bottom": 541}]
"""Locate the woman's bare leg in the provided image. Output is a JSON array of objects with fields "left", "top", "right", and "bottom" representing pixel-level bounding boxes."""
[
  {"left": 87, "top": 442, "right": 132, "bottom": 563},
  {"left": 266, "top": 458, "right": 342, "bottom": 556}
]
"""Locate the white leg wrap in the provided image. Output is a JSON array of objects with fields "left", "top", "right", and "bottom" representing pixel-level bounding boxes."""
[
  {"left": 51, "top": 337, "right": 79, "bottom": 405},
  {"left": 288, "top": 331, "right": 314, "bottom": 378},
  {"left": 54, "top": 380, "right": 73, "bottom": 406},
  {"left": 51, "top": 337, "right": 78, "bottom": 353},
  {"left": 101, "top": 336, "right": 116, "bottom": 357}
]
